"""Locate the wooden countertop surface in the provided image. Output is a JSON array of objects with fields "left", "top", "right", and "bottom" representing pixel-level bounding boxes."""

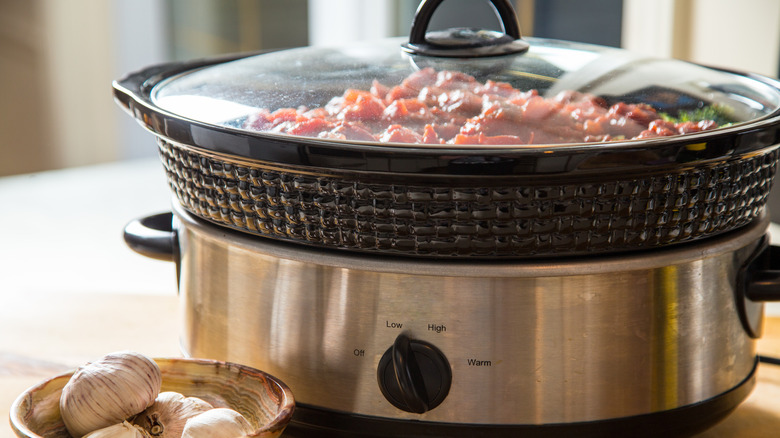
[{"left": 1, "top": 291, "right": 779, "bottom": 437}]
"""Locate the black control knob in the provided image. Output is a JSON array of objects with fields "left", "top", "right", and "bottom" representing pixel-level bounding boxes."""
[{"left": 377, "top": 333, "right": 452, "bottom": 413}]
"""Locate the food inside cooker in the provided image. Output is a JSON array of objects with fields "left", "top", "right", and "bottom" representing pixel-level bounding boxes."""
[{"left": 243, "top": 68, "right": 724, "bottom": 145}]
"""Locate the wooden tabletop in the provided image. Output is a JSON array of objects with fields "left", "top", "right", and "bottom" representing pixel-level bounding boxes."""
[{"left": 695, "top": 318, "right": 780, "bottom": 438}]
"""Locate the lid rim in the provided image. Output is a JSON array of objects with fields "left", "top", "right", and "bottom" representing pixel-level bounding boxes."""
[{"left": 113, "top": 49, "right": 780, "bottom": 177}]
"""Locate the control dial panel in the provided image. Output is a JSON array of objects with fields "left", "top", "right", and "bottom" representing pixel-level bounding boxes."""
[{"left": 376, "top": 333, "right": 452, "bottom": 413}]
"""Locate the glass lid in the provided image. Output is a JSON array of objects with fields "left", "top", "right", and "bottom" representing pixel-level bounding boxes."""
[{"left": 151, "top": 20, "right": 780, "bottom": 148}]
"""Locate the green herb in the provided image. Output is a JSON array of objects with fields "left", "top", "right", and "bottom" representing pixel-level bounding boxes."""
[{"left": 660, "top": 104, "right": 734, "bottom": 126}]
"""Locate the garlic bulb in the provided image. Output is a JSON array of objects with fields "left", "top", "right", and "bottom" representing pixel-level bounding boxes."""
[
  {"left": 133, "top": 392, "right": 214, "bottom": 438},
  {"left": 181, "top": 408, "right": 254, "bottom": 438},
  {"left": 83, "top": 421, "right": 151, "bottom": 438},
  {"left": 60, "top": 351, "right": 163, "bottom": 437}
]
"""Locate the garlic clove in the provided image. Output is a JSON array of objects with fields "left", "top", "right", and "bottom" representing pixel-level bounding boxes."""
[
  {"left": 82, "top": 421, "right": 151, "bottom": 438},
  {"left": 60, "top": 351, "right": 163, "bottom": 438},
  {"left": 133, "top": 392, "right": 214, "bottom": 438},
  {"left": 181, "top": 408, "right": 254, "bottom": 438}
]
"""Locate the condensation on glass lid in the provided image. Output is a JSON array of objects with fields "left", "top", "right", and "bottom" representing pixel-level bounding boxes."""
[
  {"left": 239, "top": 67, "right": 729, "bottom": 146},
  {"left": 148, "top": 38, "right": 780, "bottom": 147}
]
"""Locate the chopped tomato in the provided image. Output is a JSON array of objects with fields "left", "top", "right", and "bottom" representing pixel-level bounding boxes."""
[
  {"left": 331, "top": 122, "right": 376, "bottom": 141},
  {"left": 402, "top": 67, "right": 438, "bottom": 90},
  {"left": 370, "top": 80, "right": 389, "bottom": 100},
  {"left": 379, "top": 125, "right": 423, "bottom": 143},
  {"left": 480, "top": 134, "right": 525, "bottom": 145},
  {"left": 452, "top": 133, "right": 482, "bottom": 145},
  {"left": 437, "top": 89, "right": 482, "bottom": 117},
  {"left": 677, "top": 120, "right": 718, "bottom": 134},
  {"left": 243, "top": 69, "right": 722, "bottom": 145},
  {"left": 432, "top": 123, "right": 460, "bottom": 140},
  {"left": 287, "top": 118, "right": 335, "bottom": 137},
  {"left": 475, "top": 80, "right": 516, "bottom": 98},
  {"left": 245, "top": 109, "right": 273, "bottom": 131},
  {"left": 422, "top": 124, "right": 442, "bottom": 144},
  {"left": 304, "top": 107, "right": 329, "bottom": 119},
  {"left": 385, "top": 84, "right": 419, "bottom": 102},
  {"left": 342, "top": 89, "right": 374, "bottom": 104},
  {"left": 648, "top": 119, "right": 677, "bottom": 136},
  {"left": 522, "top": 96, "right": 561, "bottom": 123},
  {"left": 271, "top": 108, "right": 303, "bottom": 124},
  {"left": 435, "top": 70, "right": 479, "bottom": 90},
  {"left": 340, "top": 95, "right": 386, "bottom": 122}
]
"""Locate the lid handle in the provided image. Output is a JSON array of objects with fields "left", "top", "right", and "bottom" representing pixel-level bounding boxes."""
[{"left": 402, "top": 0, "right": 529, "bottom": 58}]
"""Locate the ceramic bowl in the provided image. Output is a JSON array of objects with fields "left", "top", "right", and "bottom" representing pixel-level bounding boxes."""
[{"left": 9, "top": 357, "right": 295, "bottom": 438}]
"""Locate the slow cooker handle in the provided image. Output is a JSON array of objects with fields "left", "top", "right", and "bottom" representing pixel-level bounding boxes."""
[
  {"left": 743, "top": 242, "right": 780, "bottom": 302},
  {"left": 123, "top": 213, "right": 178, "bottom": 263},
  {"left": 402, "top": 0, "right": 530, "bottom": 57},
  {"left": 737, "top": 237, "right": 780, "bottom": 338}
]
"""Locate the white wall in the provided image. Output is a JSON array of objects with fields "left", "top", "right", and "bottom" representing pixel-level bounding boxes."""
[
  {"left": 40, "top": 0, "right": 118, "bottom": 167},
  {"left": 307, "top": 0, "right": 396, "bottom": 46},
  {"left": 686, "top": 0, "right": 780, "bottom": 76},
  {"left": 623, "top": 0, "right": 780, "bottom": 76},
  {"left": 32, "top": 0, "right": 168, "bottom": 170},
  {"left": 112, "top": 0, "right": 169, "bottom": 160}
]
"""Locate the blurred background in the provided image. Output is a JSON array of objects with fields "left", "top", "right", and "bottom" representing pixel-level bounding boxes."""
[
  {"left": 1, "top": 0, "right": 779, "bottom": 177},
  {"left": 3, "top": 1, "right": 780, "bottom": 429}
]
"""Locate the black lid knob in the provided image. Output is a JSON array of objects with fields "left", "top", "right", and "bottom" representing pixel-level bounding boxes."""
[{"left": 402, "top": 0, "right": 529, "bottom": 58}]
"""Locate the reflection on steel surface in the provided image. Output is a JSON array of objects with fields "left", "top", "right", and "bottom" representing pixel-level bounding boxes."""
[{"left": 177, "top": 204, "right": 762, "bottom": 424}]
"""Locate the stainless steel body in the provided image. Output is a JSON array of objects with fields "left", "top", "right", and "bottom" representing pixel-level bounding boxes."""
[{"left": 175, "top": 203, "right": 763, "bottom": 425}]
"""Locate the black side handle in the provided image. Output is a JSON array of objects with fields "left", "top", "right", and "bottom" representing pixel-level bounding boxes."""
[
  {"left": 744, "top": 242, "right": 780, "bottom": 302},
  {"left": 737, "top": 236, "right": 780, "bottom": 338},
  {"left": 402, "top": 0, "right": 529, "bottom": 58},
  {"left": 124, "top": 212, "right": 178, "bottom": 262}
]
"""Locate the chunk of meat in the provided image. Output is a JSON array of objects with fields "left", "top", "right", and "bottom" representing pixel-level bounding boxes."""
[{"left": 243, "top": 69, "right": 722, "bottom": 145}]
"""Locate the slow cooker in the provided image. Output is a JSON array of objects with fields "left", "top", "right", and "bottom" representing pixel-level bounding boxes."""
[{"left": 115, "top": 0, "right": 780, "bottom": 436}]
